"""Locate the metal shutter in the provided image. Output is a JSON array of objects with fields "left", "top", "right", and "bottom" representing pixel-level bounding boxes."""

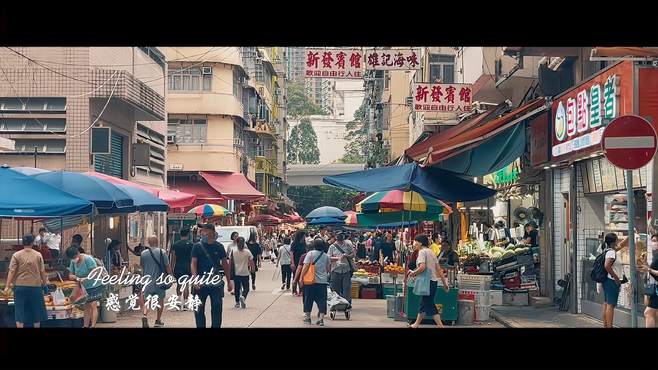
[{"left": 95, "top": 131, "right": 124, "bottom": 178}]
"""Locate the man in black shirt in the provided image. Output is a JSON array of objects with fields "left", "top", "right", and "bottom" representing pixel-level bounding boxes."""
[
  {"left": 170, "top": 228, "right": 194, "bottom": 309},
  {"left": 380, "top": 232, "right": 396, "bottom": 264},
  {"left": 190, "top": 223, "right": 233, "bottom": 328}
]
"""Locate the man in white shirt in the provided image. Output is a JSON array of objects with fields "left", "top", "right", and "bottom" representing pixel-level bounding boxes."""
[{"left": 34, "top": 227, "right": 61, "bottom": 260}]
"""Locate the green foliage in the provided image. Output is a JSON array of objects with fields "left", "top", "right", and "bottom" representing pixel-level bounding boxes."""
[
  {"left": 287, "top": 185, "right": 358, "bottom": 218},
  {"left": 287, "top": 117, "right": 320, "bottom": 164},
  {"left": 286, "top": 80, "right": 326, "bottom": 118},
  {"left": 340, "top": 100, "right": 389, "bottom": 167}
]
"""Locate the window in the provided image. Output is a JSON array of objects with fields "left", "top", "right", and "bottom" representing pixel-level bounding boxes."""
[
  {"left": 384, "top": 71, "right": 390, "bottom": 90},
  {"left": 168, "top": 66, "right": 211, "bottom": 92},
  {"left": 167, "top": 117, "right": 207, "bottom": 144},
  {"left": 429, "top": 54, "right": 455, "bottom": 83},
  {"left": 0, "top": 97, "right": 66, "bottom": 112},
  {"left": 0, "top": 118, "right": 66, "bottom": 133},
  {"left": 12, "top": 139, "right": 66, "bottom": 153},
  {"left": 233, "top": 68, "right": 242, "bottom": 99},
  {"left": 138, "top": 47, "right": 166, "bottom": 70}
]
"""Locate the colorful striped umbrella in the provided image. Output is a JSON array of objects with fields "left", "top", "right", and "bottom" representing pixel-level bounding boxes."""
[
  {"left": 187, "top": 203, "right": 232, "bottom": 217},
  {"left": 344, "top": 211, "right": 358, "bottom": 226},
  {"left": 356, "top": 190, "right": 451, "bottom": 215}
]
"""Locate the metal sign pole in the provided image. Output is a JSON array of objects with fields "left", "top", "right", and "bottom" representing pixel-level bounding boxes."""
[{"left": 626, "top": 170, "right": 637, "bottom": 328}]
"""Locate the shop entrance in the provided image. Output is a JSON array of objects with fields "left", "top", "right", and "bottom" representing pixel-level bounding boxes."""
[{"left": 560, "top": 193, "right": 571, "bottom": 282}]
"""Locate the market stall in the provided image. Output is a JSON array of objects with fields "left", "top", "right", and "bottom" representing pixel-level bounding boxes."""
[{"left": 0, "top": 166, "right": 94, "bottom": 327}]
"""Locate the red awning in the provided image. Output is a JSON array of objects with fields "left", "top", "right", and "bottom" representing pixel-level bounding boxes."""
[
  {"left": 405, "top": 98, "right": 547, "bottom": 166},
  {"left": 84, "top": 171, "right": 196, "bottom": 209},
  {"left": 200, "top": 172, "right": 265, "bottom": 201},
  {"left": 170, "top": 180, "right": 223, "bottom": 204}
]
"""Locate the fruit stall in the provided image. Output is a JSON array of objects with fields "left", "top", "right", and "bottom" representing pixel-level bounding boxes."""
[{"left": 352, "top": 260, "right": 382, "bottom": 299}]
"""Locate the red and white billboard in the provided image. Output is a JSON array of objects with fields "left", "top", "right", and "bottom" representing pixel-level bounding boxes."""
[
  {"left": 364, "top": 48, "right": 421, "bottom": 70},
  {"left": 412, "top": 83, "right": 473, "bottom": 113},
  {"left": 304, "top": 49, "right": 364, "bottom": 79}
]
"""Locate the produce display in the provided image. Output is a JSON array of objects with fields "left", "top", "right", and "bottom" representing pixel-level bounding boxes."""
[
  {"left": 353, "top": 269, "right": 370, "bottom": 278},
  {"left": 383, "top": 264, "right": 405, "bottom": 274}
]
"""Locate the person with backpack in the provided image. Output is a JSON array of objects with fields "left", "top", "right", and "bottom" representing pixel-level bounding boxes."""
[
  {"left": 139, "top": 236, "right": 172, "bottom": 328},
  {"left": 327, "top": 232, "right": 355, "bottom": 304},
  {"left": 190, "top": 223, "right": 233, "bottom": 328},
  {"left": 299, "top": 238, "right": 331, "bottom": 326},
  {"left": 592, "top": 233, "right": 629, "bottom": 328},
  {"left": 277, "top": 237, "right": 293, "bottom": 291}
]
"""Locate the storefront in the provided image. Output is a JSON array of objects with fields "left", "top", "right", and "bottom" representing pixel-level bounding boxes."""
[{"left": 539, "top": 60, "right": 658, "bottom": 325}]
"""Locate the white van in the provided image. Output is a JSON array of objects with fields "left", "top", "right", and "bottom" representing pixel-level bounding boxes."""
[{"left": 215, "top": 225, "right": 259, "bottom": 246}]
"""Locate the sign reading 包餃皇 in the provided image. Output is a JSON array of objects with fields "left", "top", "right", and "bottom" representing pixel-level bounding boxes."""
[
  {"left": 551, "top": 61, "right": 634, "bottom": 163},
  {"left": 305, "top": 49, "right": 364, "bottom": 79}
]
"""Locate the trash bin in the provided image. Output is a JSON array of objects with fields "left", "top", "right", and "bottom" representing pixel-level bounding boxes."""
[
  {"left": 457, "top": 299, "right": 475, "bottom": 325},
  {"left": 386, "top": 295, "right": 396, "bottom": 318}
]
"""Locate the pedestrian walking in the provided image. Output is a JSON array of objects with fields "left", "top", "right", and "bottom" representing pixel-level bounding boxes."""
[
  {"left": 328, "top": 232, "right": 355, "bottom": 304},
  {"left": 246, "top": 232, "right": 262, "bottom": 291},
  {"left": 191, "top": 223, "right": 233, "bottom": 328},
  {"left": 230, "top": 237, "right": 254, "bottom": 309},
  {"left": 641, "top": 233, "right": 658, "bottom": 327},
  {"left": 300, "top": 238, "right": 331, "bottom": 326},
  {"left": 406, "top": 234, "right": 450, "bottom": 328},
  {"left": 138, "top": 236, "right": 172, "bottom": 328},
  {"left": 278, "top": 237, "right": 293, "bottom": 291},
  {"left": 599, "top": 233, "right": 629, "bottom": 328},
  {"left": 291, "top": 231, "right": 307, "bottom": 296},
  {"left": 4, "top": 234, "right": 48, "bottom": 328},
  {"left": 169, "top": 228, "right": 194, "bottom": 310}
]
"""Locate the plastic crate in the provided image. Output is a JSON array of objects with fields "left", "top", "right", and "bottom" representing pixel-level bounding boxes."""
[
  {"left": 360, "top": 288, "right": 378, "bottom": 299},
  {"left": 475, "top": 304, "right": 491, "bottom": 321},
  {"left": 458, "top": 289, "right": 490, "bottom": 306},
  {"left": 457, "top": 274, "right": 492, "bottom": 291},
  {"left": 490, "top": 290, "right": 503, "bottom": 306}
]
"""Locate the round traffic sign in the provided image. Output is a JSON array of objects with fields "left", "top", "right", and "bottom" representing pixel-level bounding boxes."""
[{"left": 601, "top": 115, "right": 657, "bottom": 170}]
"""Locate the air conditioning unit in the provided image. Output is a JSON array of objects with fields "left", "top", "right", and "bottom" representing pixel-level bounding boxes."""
[
  {"left": 202, "top": 66, "right": 213, "bottom": 75},
  {"left": 251, "top": 138, "right": 260, "bottom": 145},
  {"left": 405, "top": 97, "right": 413, "bottom": 106},
  {"left": 240, "top": 76, "right": 249, "bottom": 85},
  {"left": 167, "top": 135, "right": 176, "bottom": 144},
  {"left": 258, "top": 87, "right": 264, "bottom": 95}
]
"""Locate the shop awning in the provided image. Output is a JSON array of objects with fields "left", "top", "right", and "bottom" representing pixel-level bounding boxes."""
[
  {"left": 590, "top": 47, "right": 658, "bottom": 59},
  {"left": 200, "top": 172, "right": 265, "bottom": 201},
  {"left": 170, "top": 180, "right": 223, "bottom": 204},
  {"left": 405, "top": 99, "right": 548, "bottom": 175},
  {"left": 85, "top": 171, "right": 196, "bottom": 209}
]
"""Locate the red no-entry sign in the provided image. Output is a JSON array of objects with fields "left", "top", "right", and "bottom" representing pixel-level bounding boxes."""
[{"left": 602, "top": 115, "right": 657, "bottom": 170}]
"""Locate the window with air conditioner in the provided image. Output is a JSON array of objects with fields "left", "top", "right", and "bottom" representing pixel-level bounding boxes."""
[
  {"left": 168, "top": 66, "right": 211, "bottom": 92},
  {"left": 167, "top": 117, "right": 207, "bottom": 144},
  {"left": 429, "top": 54, "right": 455, "bottom": 83}
]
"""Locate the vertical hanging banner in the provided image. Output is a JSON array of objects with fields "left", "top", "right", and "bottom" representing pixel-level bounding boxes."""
[
  {"left": 364, "top": 48, "right": 421, "bottom": 70},
  {"left": 304, "top": 49, "right": 364, "bottom": 79},
  {"left": 411, "top": 83, "right": 473, "bottom": 113}
]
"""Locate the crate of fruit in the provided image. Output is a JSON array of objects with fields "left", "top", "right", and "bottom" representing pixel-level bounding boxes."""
[{"left": 457, "top": 273, "right": 492, "bottom": 291}]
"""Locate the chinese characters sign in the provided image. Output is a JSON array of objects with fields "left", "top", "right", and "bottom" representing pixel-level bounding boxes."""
[
  {"left": 412, "top": 83, "right": 473, "bottom": 113},
  {"left": 364, "top": 49, "right": 421, "bottom": 70},
  {"left": 551, "top": 61, "right": 634, "bottom": 162},
  {"left": 305, "top": 49, "right": 364, "bottom": 79}
]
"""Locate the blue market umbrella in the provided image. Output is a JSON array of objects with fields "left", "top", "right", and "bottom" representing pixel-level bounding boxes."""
[
  {"left": 323, "top": 163, "right": 495, "bottom": 202},
  {"left": 115, "top": 184, "right": 169, "bottom": 212},
  {"left": 306, "top": 206, "right": 347, "bottom": 220},
  {"left": 34, "top": 171, "right": 136, "bottom": 214},
  {"left": 0, "top": 167, "right": 93, "bottom": 218},
  {"left": 308, "top": 217, "right": 345, "bottom": 226}
]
